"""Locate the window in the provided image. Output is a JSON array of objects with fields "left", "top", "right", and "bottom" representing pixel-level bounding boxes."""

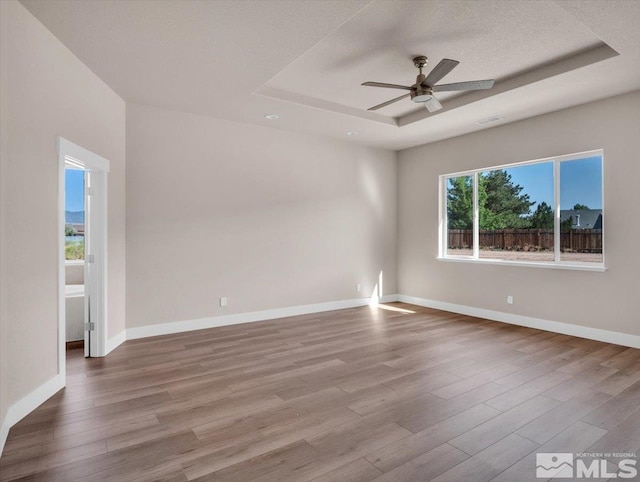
[
  {"left": 446, "top": 175, "right": 473, "bottom": 256},
  {"left": 440, "top": 150, "right": 604, "bottom": 269},
  {"left": 65, "top": 168, "right": 85, "bottom": 261}
]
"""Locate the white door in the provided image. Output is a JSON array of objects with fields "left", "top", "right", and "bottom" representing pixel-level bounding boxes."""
[
  {"left": 83, "top": 171, "right": 92, "bottom": 356},
  {"left": 83, "top": 170, "right": 106, "bottom": 357}
]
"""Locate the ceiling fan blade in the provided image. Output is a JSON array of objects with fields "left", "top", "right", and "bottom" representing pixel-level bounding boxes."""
[
  {"left": 424, "top": 96, "right": 442, "bottom": 113},
  {"left": 362, "top": 81, "right": 413, "bottom": 91},
  {"left": 433, "top": 79, "right": 495, "bottom": 92},
  {"left": 422, "top": 59, "right": 459, "bottom": 87},
  {"left": 367, "top": 93, "right": 411, "bottom": 111}
]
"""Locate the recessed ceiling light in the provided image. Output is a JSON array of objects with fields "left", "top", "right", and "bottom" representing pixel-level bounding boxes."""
[
  {"left": 346, "top": 131, "right": 358, "bottom": 136},
  {"left": 264, "top": 114, "right": 279, "bottom": 120}
]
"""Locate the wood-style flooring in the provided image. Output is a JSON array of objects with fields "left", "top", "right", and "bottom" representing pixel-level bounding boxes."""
[{"left": 1, "top": 303, "right": 640, "bottom": 481}]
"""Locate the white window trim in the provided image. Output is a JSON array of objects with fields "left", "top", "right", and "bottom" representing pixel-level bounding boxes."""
[
  {"left": 438, "top": 149, "right": 605, "bottom": 271},
  {"left": 437, "top": 257, "right": 606, "bottom": 272}
]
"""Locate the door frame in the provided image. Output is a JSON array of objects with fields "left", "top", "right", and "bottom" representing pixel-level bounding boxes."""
[{"left": 57, "top": 137, "right": 110, "bottom": 376}]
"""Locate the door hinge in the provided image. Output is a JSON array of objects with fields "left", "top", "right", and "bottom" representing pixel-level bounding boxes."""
[
  {"left": 85, "top": 322, "right": 95, "bottom": 331},
  {"left": 87, "top": 254, "right": 95, "bottom": 263}
]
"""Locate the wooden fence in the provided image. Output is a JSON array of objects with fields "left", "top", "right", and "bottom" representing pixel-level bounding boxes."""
[{"left": 448, "top": 229, "right": 602, "bottom": 253}]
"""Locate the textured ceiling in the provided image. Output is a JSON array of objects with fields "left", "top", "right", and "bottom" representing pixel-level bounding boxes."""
[
  {"left": 19, "top": 0, "right": 640, "bottom": 150},
  {"left": 263, "top": 0, "right": 603, "bottom": 119}
]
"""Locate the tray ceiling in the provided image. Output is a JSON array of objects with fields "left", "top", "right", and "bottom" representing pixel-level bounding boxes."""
[
  {"left": 19, "top": 0, "right": 640, "bottom": 149},
  {"left": 259, "top": 0, "right": 610, "bottom": 123}
]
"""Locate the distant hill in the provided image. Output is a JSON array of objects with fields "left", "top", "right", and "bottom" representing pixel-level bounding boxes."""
[{"left": 65, "top": 211, "right": 84, "bottom": 224}]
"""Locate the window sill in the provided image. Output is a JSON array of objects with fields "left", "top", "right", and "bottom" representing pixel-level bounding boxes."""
[
  {"left": 65, "top": 259, "right": 85, "bottom": 266},
  {"left": 436, "top": 256, "right": 607, "bottom": 272}
]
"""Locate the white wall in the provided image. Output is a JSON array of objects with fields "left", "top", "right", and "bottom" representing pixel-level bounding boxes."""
[
  {"left": 65, "top": 262, "right": 84, "bottom": 285},
  {"left": 398, "top": 90, "right": 640, "bottom": 337},
  {"left": 0, "top": 0, "right": 126, "bottom": 439},
  {"left": 126, "top": 103, "right": 397, "bottom": 328}
]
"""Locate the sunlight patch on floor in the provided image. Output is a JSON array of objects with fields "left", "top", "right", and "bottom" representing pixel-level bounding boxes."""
[{"left": 374, "top": 304, "right": 416, "bottom": 314}]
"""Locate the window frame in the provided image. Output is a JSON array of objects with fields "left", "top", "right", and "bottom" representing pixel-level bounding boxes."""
[{"left": 438, "top": 149, "right": 605, "bottom": 271}]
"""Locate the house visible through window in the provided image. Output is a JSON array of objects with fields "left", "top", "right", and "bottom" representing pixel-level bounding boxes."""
[{"left": 440, "top": 150, "right": 604, "bottom": 268}]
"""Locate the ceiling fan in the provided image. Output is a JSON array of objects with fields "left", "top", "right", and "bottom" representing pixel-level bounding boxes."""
[{"left": 362, "top": 56, "right": 495, "bottom": 112}]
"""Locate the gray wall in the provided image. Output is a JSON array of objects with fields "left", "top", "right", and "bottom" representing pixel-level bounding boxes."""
[
  {"left": 125, "top": 103, "right": 397, "bottom": 328},
  {"left": 398, "top": 90, "right": 640, "bottom": 337},
  {"left": 0, "top": 0, "right": 126, "bottom": 429}
]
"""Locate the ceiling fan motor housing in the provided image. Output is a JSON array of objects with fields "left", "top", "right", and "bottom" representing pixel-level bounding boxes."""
[{"left": 412, "top": 57, "right": 432, "bottom": 103}]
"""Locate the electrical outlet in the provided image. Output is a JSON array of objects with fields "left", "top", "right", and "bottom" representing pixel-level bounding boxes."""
[
  {"left": 220, "top": 296, "right": 228, "bottom": 307},
  {"left": 507, "top": 295, "right": 514, "bottom": 305},
  {"left": 356, "top": 284, "right": 361, "bottom": 292}
]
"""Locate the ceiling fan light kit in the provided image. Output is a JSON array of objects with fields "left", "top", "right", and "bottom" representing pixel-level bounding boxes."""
[
  {"left": 362, "top": 55, "right": 495, "bottom": 113},
  {"left": 412, "top": 93, "right": 432, "bottom": 103}
]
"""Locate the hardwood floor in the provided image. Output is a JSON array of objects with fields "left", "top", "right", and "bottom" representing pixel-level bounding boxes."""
[{"left": 1, "top": 303, "right": 639, "bottom": 481}]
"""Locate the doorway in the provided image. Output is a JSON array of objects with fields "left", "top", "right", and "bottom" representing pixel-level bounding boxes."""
[
  {"left": 63, "top": 167, "right": 86, "bottom": 352},
  {"left": 57, "top": 138, "right": 109, "bottom": 377}
]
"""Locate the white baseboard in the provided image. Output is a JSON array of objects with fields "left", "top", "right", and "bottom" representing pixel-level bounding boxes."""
[
  {"left": 106, "top": 330, "right": 127, "bottom": 355},
  {"left": 0, "top": 417, "right": 8, "bottom": 459},
  {"left": 379, "top": 294, "right": 399, "bottom": 303},
  {"left": 126, "top": 292, "right": 639, "bottom": 348},
  {"left": 397, "top": 294, "right": 640, "bottom": 349},
  {"left": 0, "top": 374, "right": 64, "bottom": 457},
  {"left": 127, "top": 296, "right": 392, "bottom": 340}
]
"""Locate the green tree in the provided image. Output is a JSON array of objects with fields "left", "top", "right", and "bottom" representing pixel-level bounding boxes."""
[
  {"left": 530, "top": 202, "right": 554, "bottom": 229},
  {"left": 65, "top": 224, "right": 76, "bottom": 236},
  {"left": 561, "top": 216, "right": 573, "bottom": 231},
  {"left": 447, "top": 176, "right": 473, "bottom": 229},
  {"left": 573, "top": 203, "right": 589, "bottom": 210},
  {"left": 478, "top": 170, "right": 534, "bottom": 229},
  {"left": 447, "top": 170, "right": 537, "bottom": 230}
]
